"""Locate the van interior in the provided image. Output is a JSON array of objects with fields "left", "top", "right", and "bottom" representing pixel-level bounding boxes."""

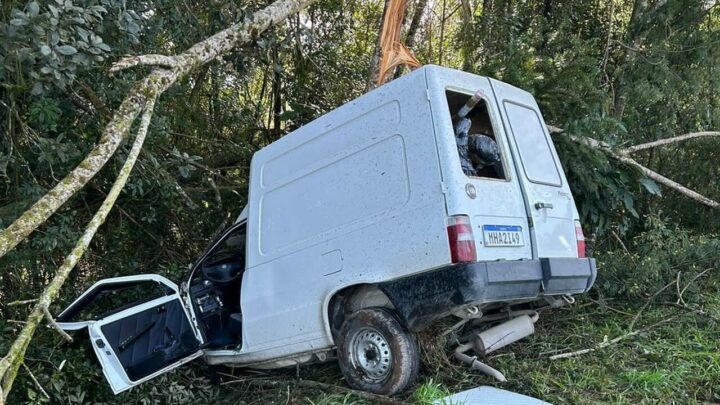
[
  {"left": 188, "top": 223, "right": 246, "bottom": 348},
  {"left": 445, "top": 89, "right": 506, "bottom": 180}
]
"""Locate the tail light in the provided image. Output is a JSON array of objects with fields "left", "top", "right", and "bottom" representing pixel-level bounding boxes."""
[
  {"left": 575, "top": 220, "right": 586, "bottom": 258},
  {"left": 447, "top": 215, "right": 477, "bottom": 263}
]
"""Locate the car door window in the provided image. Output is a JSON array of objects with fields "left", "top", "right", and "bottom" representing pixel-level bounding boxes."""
[
  {"left": 503, "top": 101, "right": 562, "bottom": 186},
  {"left": 446, "top": 89, "right": 508, "bottom": 180},
  {"left": 58, "top": 279, "right": 173, "bottom": 324}
]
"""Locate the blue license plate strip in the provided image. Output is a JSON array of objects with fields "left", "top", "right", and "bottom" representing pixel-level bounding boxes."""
[{"left": 482, "top": 225, "right": 524, "bottom": 247}]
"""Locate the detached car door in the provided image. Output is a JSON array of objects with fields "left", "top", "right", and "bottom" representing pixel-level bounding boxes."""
[{"left": 56, "top": 275, "right": 204, "bottom": 395}]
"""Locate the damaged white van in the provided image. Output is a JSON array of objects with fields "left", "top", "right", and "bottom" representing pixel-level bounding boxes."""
[{"left": 56, "top": 65, "right": 596, "bottom": 396}]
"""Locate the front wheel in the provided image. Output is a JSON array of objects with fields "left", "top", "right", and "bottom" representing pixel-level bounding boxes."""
[{"left": 336, "top": 308, "right": 419, "bottom": 395}]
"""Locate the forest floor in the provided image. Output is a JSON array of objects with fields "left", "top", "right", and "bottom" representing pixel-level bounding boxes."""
[{"left": 215, "top": 292, "right": 720, "bottom": 404}]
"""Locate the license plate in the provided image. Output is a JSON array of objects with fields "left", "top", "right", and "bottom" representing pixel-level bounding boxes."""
[{"left": 482, "top": 225, "right": 523, "bottom": 247}]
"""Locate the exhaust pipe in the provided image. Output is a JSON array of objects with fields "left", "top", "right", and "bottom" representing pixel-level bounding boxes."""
[
  {"left": 453, "top": 312, "right": 538, "bottom": 382},
  {"left": 472, "top": 314, "right": 535, "bottom": 355}
]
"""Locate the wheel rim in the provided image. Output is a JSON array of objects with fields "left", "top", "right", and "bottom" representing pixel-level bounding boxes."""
[{"left": 349, "top": 326, "right": 392, "bottom": 382}]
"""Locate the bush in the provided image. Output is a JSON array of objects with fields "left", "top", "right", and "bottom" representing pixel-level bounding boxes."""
[{"left": 596, "top": 214, "right": 720, "bottom": 301}]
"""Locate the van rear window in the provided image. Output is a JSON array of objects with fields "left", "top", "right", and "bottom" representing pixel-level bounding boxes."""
[
  {"left": 503, "top": 102, "right": 562, "bottom": 186},
  {"left": 445, "top": 90, "right": 506, "bottom": 180}
]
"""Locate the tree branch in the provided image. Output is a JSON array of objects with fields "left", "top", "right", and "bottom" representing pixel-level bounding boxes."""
[
  {"left": 42, "top": 306, "right": 73, "bottom": 343},
  {"left": 550, "top": 313, "right": 680, "bottom": 360},
  {"left": 549, "top": 125, "right": 720, "bottom": 209},
  {"left": 0, "top": 0, "right": 318, "bottom": 261},
  {"left": 109, "top": 54, "right": 180, "bottom": 73},
  {"left": 614, "top": 153, "right": 720, "bottom": 209},
  {"left": 623, "top": 131, "right": 720, "bottom": 154}
]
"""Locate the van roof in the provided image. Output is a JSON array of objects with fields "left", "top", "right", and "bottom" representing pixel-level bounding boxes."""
[{"left": 250, "top": 65, "right": 534, "bottom": 164}]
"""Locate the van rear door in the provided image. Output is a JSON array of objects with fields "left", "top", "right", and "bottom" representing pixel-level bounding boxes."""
[
  {"left": 489, "top": 79, "right": 579, "bottom": 259},
  {"left": 426, "top": 67, "right": 533, "bottom": 262}
]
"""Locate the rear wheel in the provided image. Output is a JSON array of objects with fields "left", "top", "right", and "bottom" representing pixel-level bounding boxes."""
[{"left": 336, "top": 308, "right": 419, "bottom": 395}]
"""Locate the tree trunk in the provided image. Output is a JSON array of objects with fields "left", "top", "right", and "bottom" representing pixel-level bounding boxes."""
[
  {"left": 438, "top": 0, "right": 447, "bottom": 65},
  {"left": 459, "top": 0, "right": 475, "bottom": 70},
  {"left": 612, "top": 0, "right": 667, "bottom": 120},
  {"left": 405, "top": 0, "right": 427, "bottom": 49},
  {"left": 0, "top": 0, "right": 318, "bottom": 262},
  {"left": 365, "top": 0, "right": 392, "bottom": 92},
  {"left": 272, "top": 47, "right": 283, "bottom": 139},
  {"left": 479, "top": 0, "right": 493, "bottom": 66}
]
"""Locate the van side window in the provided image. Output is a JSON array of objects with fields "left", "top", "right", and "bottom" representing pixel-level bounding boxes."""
[
  {"left": 503, "top": 102, "right": 562, "bottom": 186},
  {"left": 445, "top": 90, "right": 506, "bottom": 180}
]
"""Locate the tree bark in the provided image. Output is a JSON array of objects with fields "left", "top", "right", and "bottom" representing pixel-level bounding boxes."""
[
  {"left": 405, "top": 0, "right": 427, "bottom": 49},
  {"left": 0, "top": 0, "right": 318, "bottom": 261}
]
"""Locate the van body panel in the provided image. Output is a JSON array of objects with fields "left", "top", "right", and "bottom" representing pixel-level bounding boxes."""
[
  {"left": 489, "top": 79, "right": 580, "bottom": 259},
  {"left": 242, "top": 67, "right": 450, "bottom": 359},
  {"left": 424, "top": 66, "right": 532, "bottom": 262}
]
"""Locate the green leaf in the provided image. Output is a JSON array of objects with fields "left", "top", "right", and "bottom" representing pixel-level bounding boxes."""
[
  {"left": 56, "top": 45, "right": 77, "bottom": 55},
  {"left": 40, "top": 44, "right": 51, "bottom": 56},
  {"left": 640, "top": 177, "right": 662, "bottom": 196},
  {"left": 31, "top": 82, "right": 43, "bottom": 95},
  {"left": 27, "top": 1, "right": 40, "bottom": 17},
  {"left": 9, "top": 18, "right": 27, "bottom": 26}
]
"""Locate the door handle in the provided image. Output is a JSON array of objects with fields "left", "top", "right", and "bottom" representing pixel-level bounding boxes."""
[{"left": 534, "top": 202, "right": 554, "bottom": 210}]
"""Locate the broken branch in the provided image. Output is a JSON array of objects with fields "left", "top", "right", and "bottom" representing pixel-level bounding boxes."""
[
  {"left": 7, "top": 299, "right": 38, "bottom": 307},
  {"left": 550, "top": 314, "right": 680, "bottom": 360},
  {"left": 21, "top": 364, "right": 49, "bottom": 400},
  {"left": 41, "top": 306, "right": 73, "bottom": 343}
]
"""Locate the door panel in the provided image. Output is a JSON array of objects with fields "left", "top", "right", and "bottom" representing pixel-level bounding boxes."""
[
  {"left": 489, "top": 79, "right": 579, "bottom": 259},
  {"left": 98, "top": 298, "right": 200, "bottom": 382},
  {"left": 56, "top": 275, "right": 203, "bottom": 394}
]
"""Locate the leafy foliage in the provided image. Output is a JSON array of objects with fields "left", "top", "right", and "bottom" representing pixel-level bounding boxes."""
[{"left": 597, "top": 214, "right": 720, "bottom": 300}]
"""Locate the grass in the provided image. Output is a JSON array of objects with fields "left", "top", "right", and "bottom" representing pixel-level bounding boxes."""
[
  {"left": 11, "top": 282, "right": 718, "bottom": 404},
  {"left": 216, "top": 284, "right": 720, "bottom": 404}
]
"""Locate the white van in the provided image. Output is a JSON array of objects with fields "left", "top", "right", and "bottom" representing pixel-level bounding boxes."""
[{"left": 56, "top": 65, "right": 596, "bottom": 396}]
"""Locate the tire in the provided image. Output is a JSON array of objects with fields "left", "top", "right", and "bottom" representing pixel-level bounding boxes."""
[{"left": 336, "top": 308, "right": 419, "bottom": 395}]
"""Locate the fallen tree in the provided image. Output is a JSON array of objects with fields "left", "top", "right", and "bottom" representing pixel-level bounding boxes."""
[{"left": 0, "top": 0, "right": 316, "bottom": 402}]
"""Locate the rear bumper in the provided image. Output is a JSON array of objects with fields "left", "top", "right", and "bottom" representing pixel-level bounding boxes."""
[{"left": 378, "top": 258, "right": 596, "bottom": 331}]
